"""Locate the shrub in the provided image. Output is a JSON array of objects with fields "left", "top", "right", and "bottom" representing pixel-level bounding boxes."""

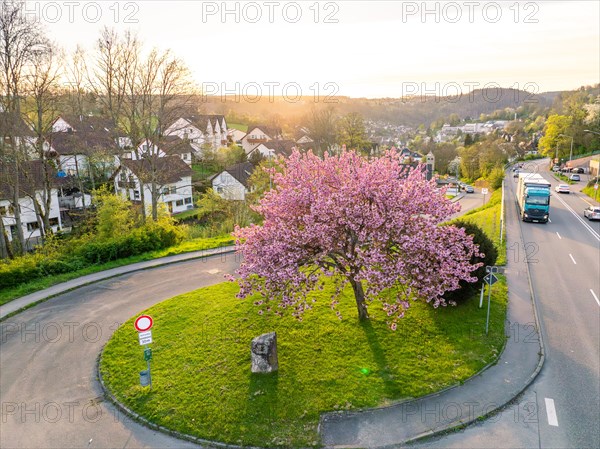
[{"left": 444, "top": 220, "right": 498, "bottom": 304}]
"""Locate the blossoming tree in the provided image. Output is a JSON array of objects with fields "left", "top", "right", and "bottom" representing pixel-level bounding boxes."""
[{"left": 234, "top": 150, "right": 482, "bottom": 328}]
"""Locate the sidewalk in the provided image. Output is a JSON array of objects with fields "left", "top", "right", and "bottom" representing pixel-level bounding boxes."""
[
  {"left": 320, "top": 191, "right": 544, "bottom": 448},
  {"left": 0, "top": 245, "right": 236, "bottom": 320}
]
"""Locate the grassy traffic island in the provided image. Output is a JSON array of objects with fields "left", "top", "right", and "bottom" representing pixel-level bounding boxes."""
[{"left": 100, "top": 279, "right": 507, "bottom": 448}]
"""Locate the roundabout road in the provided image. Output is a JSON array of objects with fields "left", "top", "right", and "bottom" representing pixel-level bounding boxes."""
[{"left": 1, "top": 252, "right": 240, "bottom": 449}]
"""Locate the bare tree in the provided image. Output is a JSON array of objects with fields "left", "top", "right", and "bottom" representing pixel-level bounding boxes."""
[
  {"left": 304, "top": 106, "right": 338, "bottom": 157},
  {"left": 0, "top": 0, "right": 49, "bottom": 256},
  {"left": 21, "top": 44, "right": 63, "bottom": 239}
]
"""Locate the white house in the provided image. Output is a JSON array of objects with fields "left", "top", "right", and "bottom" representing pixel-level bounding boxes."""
[
  {"left": 0, "top": 160, "right": 62, "bottom": 247},
  {"left": 165, "top": 115, "right": 228, "bottom": 155},
  {"left": 113, "top": 156, "right": 194, "bottom": 215},
  {"left": 240, "top": 125, "right": 283, "bottom": 154},
  {"left": 125, "top": 137, "right": 194, "bottom": 166},
  {"left": 211, "top": 162, "right": 255, "bottom": 201},
  {"left": 228, "top": 128, "right": 247, "bottom": 145},
  {"left": 247, "top": 140, "right": 297, "bottom": 159}
]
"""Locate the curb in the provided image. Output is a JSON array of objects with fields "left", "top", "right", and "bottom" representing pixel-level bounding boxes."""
[{"left": 0, "top": 246, "right": 237, "bottom": 321}]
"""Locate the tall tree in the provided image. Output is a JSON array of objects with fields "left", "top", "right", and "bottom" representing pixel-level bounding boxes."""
[
  {"left": 337, "top": 112, "right": 370, "bottom": 154},
  {"left": 0, "top": 0, "right": 49, "bottom": 255},
  {"left": 304, "top": 106, "right": 338, "bottom": 157},
  {"left": 234, "top": 150, "right": 482, "bottom": 327}
]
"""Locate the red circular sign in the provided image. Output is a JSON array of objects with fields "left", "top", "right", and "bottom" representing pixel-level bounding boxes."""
[{"left": 134, "top": 315, "right": 153, "bottom": 332}]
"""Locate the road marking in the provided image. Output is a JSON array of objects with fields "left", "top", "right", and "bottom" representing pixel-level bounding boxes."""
[
  {"left": 545, "top": 398, "right": 559, "bottom": 427},
  {"left": 556, "top": 232, "right": 562, "bottom": 239},
  {"left": 569, "top": 254, "right": 577, "bottom": 265},
  {"left": 591, "top": 290, "right": 600, "bottom": 307},
  {"left": 548, "top": 219, "right": 552, "bottom": 223},
  {"left": 552, "top": 193, "right": 600, "bottom": 241}
]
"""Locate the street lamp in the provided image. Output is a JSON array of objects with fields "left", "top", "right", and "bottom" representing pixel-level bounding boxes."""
[{"left": 557, "top": 133, "right": 574, "bottom": 163}]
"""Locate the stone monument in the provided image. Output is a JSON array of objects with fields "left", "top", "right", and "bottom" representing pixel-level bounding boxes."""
[{"left": 251, "top": 332, "right": 278, "bottom": 373}]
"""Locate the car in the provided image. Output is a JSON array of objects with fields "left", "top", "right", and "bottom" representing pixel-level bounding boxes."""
[
  {"left": 465, "top": 185, "right": 475, "bottom": 193},
  {"left": 552, "top": 165, "right": 561, "bottom": 172},
  {"left": 569, "top": 174, "right": 581, "bottom": 181},
  {"left": 513, "top": 170, "right": 520, "bottom": 178},
  {"left": 554, "top": 184, "right": 570, "bottom": 194},
  {"left": 583, "top": 206, "right": 600, "bottom": 220},
  {"left": 572, "top": 167, "right": 585, "bottom": 174}
]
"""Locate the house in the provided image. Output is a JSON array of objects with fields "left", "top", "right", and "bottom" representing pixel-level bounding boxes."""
[
  {"left": 247, "top": 140, "right": 297, "bottom": 159},
  {"left": 0, "top": 160, "right": 62, "bottom": 248},
  {"left": 211, "top": 162, "right": 255, "bottom": 201},
  {"left": 164, "top": 115, "right": 228, "bottom": 155},
  {"left": 0, "top": 111, "right": 37, "bottom": 157},
  {"left": 240, "top": 125, "right": 283, "bottom": 154},
  {"left": 228, "top": 128, "right": 247, "bottom": 145},
  {"left": 394, "top": 147, "right": 422, "bottom": 163},
  {"left": 113, "top": 156, "right": 194, "bottom": 215},
  {"left": 123, "top": 136, "right": 194, "bottom": 166},
  {"left": 47, "top": 130, "right": 120, "bottom": 177}
]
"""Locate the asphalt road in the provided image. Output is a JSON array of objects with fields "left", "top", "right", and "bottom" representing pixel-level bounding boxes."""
[
  {"left": 1, "top": 253, "right": 240, "bottom": 449},
  {"left": 411, "top": 159, "right": 600, "bottom": 449}
]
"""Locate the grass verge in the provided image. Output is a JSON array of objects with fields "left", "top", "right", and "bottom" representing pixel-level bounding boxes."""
[
  {"left": 100, "top": 278, "right": 507, "bottom": 448},
  {"left": 0, "top": 235, "right": 233, "bottom": 306}
]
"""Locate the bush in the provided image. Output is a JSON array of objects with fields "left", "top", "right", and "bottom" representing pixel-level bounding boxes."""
[{"left": 444, "top": 220, "right": 498, "bottom": 304}]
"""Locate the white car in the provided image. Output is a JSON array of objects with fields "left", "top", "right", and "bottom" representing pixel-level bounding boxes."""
[
  {"left": 583, "top": 206, "right": 600, "bottom": 220},
  {"left": 554, "top": 184, "right": 570, "bottom": 194}
]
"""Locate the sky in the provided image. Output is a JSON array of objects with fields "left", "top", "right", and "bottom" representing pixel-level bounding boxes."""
[{"left": 25, "top": 0, "right": 600, "bottom": 99}]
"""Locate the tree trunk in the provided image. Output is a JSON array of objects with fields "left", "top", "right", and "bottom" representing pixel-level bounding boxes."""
[{"left": 350, "top": 278, "right": 369, "bottom": 321}]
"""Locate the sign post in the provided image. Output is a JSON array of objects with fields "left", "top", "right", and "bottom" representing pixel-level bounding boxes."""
[
  {"left": 481, "top": 188, "right": 489, "bottom": 206},
  {"left": 135, "top": 315, "right": 153, "bottom": 389},
  {"left": 484, "top": 269, "right": 499, "bottom": 335}
]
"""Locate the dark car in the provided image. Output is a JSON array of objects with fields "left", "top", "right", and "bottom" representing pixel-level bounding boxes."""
[
  {"left": 572, "top": 167, "right": 585, "bottom": 174},
  {"left": 465, "top": 185, "right": 475, "bottom": 193}
]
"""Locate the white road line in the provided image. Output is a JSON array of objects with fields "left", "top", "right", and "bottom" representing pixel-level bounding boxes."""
[
  {"left": 548, "top": 219, "right": 552, "bottom": 223},
  {"left": 591, "top": 290, "right": 600, "bottom": 307},
  {"left": 545, "top": 398, "right": 559, "bottom": 427},
  {"left": 556, "top": 232, "right": 562, "bottom": 239},
  {"left": 569, "top": 254, "right": 577, "bottom": 265},
  {"left": 552, "top": 193, "right": 600, "bottom": 241}
]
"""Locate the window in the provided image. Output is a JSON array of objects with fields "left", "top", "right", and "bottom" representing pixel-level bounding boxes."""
[
  {"left": 49, "top": 218, "right": 59, "bottom": 227},
  {"left": 175, "top": 200, "right": 184, "bottom": 207},
  {"left": 184, "top": 197, "right": 192, "bottom": 204},
  {"left": 133, "top": 190, "right": 140, "bottom": 200},
  {"left": 27, "top": 222, "right": 40, "bottom": 232},
  {"left": 216, "top": 187, "right": 223, "bottom": 194},
  {"left": 120, "top": 172, "right": 127, "bottom": 181},
  {"left": 0, "top": 206, "right": 6, "bottom": 216},
  {"left": 182, "top": 153, "right": 188, "bottom": 160}
]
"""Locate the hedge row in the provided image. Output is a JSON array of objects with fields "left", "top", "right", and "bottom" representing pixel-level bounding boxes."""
[{"left": 0, "top": 223, "right": 183, "bottom": 290}]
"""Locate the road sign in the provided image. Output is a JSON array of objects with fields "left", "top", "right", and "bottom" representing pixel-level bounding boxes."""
[
  {"left": 486, "top": 266, "right": 505, "bottom": 274},
  {"left": 481, "top": 188, "right": 489, "bottom": 195},
  {"left": 138, "top": 330, "right": 153, "bottom": 345},
  {"left": 144, "top": 347, "right": 152, "bottom": 361},
  {"left": 483, "top": 274, "right": 498, "bottom": 286},
  {"left": 134, "top": 315, "right": 153, "bottom": 332},
  {"left": 595, "top": 184, "right": 599, "bottom": 191}
]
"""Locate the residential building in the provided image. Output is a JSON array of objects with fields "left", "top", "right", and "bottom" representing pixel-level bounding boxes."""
[
  {"left": 0, "top": 160, "right": 62, "bottom": 248},
  {"left": 247, "top": 140, "right": 297, "bottom": 159},
  {"left": 240, "top": 125, "right": 283, "bottom": 154},
  {"left": 211, "top": 162, "right": 255, "bottom": 201},
  {"left": 113, "top": 156, "right": 194, "bottom": 215},
  {"left": 165, "top": 115, "right": 228, "bottom": 155}
]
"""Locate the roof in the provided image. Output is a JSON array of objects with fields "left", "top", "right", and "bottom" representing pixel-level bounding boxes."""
[
  {"left": 55, "top": 115, "right": 117, "bottom": 134},
  {"left": 0, "top": 159, "right": 61, "bottom": 199},
  {"left": 0, "top": 112, "right": 34, "bottom": 138},
  {"left": 220, "top": 162, "right": 255, "bottom": 188},
  {"left": 120, "top": 156, "right": 193, "bottom": 184},
  {"left": 245, "top": 124, "right": 282, "bottom": 139},
  {"left": 160, "top": 135, "right": 195, "bottom": 156},
  {"left": 48, "top": 131, "right": 119, "bottom": 156},
  {"left": 260, "top": 139, "right": 297, "bottom": 157},
  {"left": 181, "top": 115, "right": 226, "bottom": 132}
]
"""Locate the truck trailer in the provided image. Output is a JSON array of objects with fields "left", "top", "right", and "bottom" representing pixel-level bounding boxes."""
[{"left": 516, "top": 173, "right": 551, "bottom": 223}]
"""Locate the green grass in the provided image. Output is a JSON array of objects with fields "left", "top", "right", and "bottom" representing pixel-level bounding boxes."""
[
  {"left": 100, "top": 278, "right": 507, "bottom": 448},
  {"left": 0, "top": 235, "right": 234, "bottom": 306},
  {"left": 459, "top": 189, "right": 506, "bottom": 266},
  {"left": 582, "top": 184, "right": 600, "bottom": 202},
  {"left": 228, "top": 122, "right": 248, "bottom": 132}
]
